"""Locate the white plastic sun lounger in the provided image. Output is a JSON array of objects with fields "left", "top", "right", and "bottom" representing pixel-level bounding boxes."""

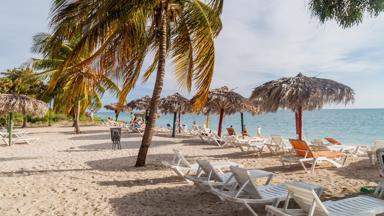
[
  {"left": 312, "top": 139, "right": 365, "bottom": 156},
  {"left": 0, "top": 131, "right": 38, "bottom": 145},
  {"left": 266, "top": 183, "right": 384, "bottom": 216},
  {"left": 234, "top": 136, "right": 268, "bottom": 155},
  {"left": 210, "top": 166, "right": 323, "bottom": 216},
  {"left": 184, "top": 160, "right": 239, "bottom": 192},
  {"left": 162, "top": 149, "right": 240, "bottom": 178},
  {"left": 373, "top": 148, "right": 384, "bottom": 198},
  {"left": 368, "top": 140, "right": 384, "bottom": 165},
  {"left": 264, "top": 135, "right": 292, "bottom": 155}
]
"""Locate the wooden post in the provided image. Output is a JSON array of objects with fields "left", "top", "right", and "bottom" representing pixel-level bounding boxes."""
[
  {"left": 218, "top": 108, "right": 225, "bottom": 137},
  {"left": 172, "top": 112, "right": 177, "bottom": 137}
]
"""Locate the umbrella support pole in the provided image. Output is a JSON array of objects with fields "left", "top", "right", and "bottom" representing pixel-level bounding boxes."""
[
  {"left": 172, "top": 112, "right": 177, "bottom": 138},
  {"left": 178, "top": 112, "right": 181, "bottom": 133},
  {"left": 296, "top": 107, "right": 303, "bottom": 141},
  {"left": 218, "top": 109, "right": 225, "bottom": 137},
  {"left": 240, "top": 112, "right": 244, "bottom": 134},
  {"left": 205, "top": 113, "right": 210, "bottom": 129},
  {"left": 8, "top": 112, "right": 13, "bottom": 146}
]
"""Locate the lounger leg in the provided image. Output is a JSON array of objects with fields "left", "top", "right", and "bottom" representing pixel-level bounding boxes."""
[
  {"left": 311, "top": 159, "right": 317, "bottom": 173},
  {"left": 299, "top": 159, "right": 309, "bottom": 173},
  {"left": 243, "top": 202, "right": 259, "bottom": 216}
]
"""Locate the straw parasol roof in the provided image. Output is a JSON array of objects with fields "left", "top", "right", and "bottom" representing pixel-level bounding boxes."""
[
  {"left": 0, "top": 94, "right": 48, "bottom": 117},
  {"left": 104, "top": 103, "right": 131, "bottom": 113},
  {"left": 159, "top": 93, "right": 191, "bottom": 114},
  {"left": 127, "top": 96, "right": 152, "bottom": 111},
  {"left": 249, "top": 73, "right": 354, "bottom": 112},
  {"left": 193, "top": 86, "right": 258, "bottom": 114}
]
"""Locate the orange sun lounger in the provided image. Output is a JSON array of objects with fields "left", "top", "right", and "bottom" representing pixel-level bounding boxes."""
[{"left": 281, "top": 139, "right": 347, "bottom": 173}]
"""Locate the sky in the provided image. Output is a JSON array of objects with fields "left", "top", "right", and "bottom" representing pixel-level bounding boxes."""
[{"left": 1, "top": 0, "right": 384, "bottom": 109}]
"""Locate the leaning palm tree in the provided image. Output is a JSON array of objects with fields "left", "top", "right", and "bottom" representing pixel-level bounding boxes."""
[
  {"left": 48, "top": 0, "right": 223, "bottom": 166},
  {"left": 32, "top": 33, "right": 120, "bottom": 134}
]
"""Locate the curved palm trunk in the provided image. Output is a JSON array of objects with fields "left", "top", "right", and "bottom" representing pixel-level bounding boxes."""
[
  {"left": 135, "top": 5, "right": 167, "bottom": 167},
  {"left": 74, "top": 100, "right": 81, "bottom": 134},
  {"left": 22, "top": 115, "right": 27, "bottom": 128}
]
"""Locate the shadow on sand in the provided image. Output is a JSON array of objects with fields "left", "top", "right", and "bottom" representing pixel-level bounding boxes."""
[
  {"left": 331, "top": 158, "right": 382, "bottom": 182},
  {"left": 0, "top": 157, "right": 40, "bottom": 162},
  {"left": 0, "top": 168, "right": 94, "bottom": 177},
  {"left": 108, "top": 184, "right": 241, "bottom": 216},
  {"left": 85, "top": 154, "right": 177, "bottom": 172}
]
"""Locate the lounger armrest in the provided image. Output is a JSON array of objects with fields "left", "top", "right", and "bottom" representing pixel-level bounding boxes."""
[
  {"left": 265, "top": 205, "right": 291, "bottom": 216},
  {"left": 294, "top": 149, "right": 310, "bottom": 158}
]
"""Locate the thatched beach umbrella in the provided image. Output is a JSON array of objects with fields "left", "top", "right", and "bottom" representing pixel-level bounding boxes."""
[
  {"left": 127, "top": 96, "right": 152, "bottom": 122},
  {"left": 192, "top": 86, "right": 257, "bottom": 137},
  {"left": 159, "top": 93, "right": 191, "bottom": 137},
  {"left": 249, "top": 73, "right": 354, "bottom": 140},
  {"left": 104, "top": 103, "right": 131, "bottom": 121},
  {"left": 0, "top": 94, "right": 48, "bottom": 146}
]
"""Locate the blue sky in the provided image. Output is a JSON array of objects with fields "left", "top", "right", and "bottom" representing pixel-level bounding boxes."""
[{"left": 1, "top": 0, "right": 384, "bottom": 109}]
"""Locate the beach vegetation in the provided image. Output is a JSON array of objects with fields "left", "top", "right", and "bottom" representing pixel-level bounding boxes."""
[{"left": 47, "top": 0, "right": 223, "bottom": 166}]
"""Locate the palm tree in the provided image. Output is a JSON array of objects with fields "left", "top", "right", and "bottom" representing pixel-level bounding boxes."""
[
  {"left": 1, "top": 67, "right": 48, "bottom": 128},
  {"left": 32, "top": 33, "right": 120, "bottom": 133},
  {"left": 309, "top": 0, "right": 384, "bottom": 28},
  {"left": 48, "top": 0, "right": 223, "bottom": 166}
]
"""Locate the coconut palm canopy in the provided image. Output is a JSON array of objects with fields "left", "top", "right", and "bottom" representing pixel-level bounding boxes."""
[
  {"left": 193, "top": 86, "right": 258, "bottom": 114},
  {"left": 127, "top": 96, "right": 152, "bottom": 111},
  {"left": 249, "top": 73, "right": 355, "bottom": 112},
  {"left": 159, "top": 93, "right": 191, "bottom": 114},
  {"left": 104, "top": 103, "right": 131, "bottom": 113},
  {"left": 0, "top": 94, "right": 48, "bottom": 117}
]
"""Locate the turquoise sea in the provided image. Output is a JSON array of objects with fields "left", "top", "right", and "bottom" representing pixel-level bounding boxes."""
[{"left": 97, "top": 109, "right": 384, "bottom": 145}]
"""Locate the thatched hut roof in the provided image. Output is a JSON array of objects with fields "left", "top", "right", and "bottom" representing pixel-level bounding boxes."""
[
  {"left": 127, "top": 96, "right": 152, "bottom": 111},
  {"left": 0, "top": 94, "right": 48, "bottom": 117},
  {"left": 159, "top": 93, "right": 191, "bottom": 114},
  {"left": 104, "top": 103, "right": 131, "bottom": 113},
  {"left": 249, "top": 73, "right": 354, "bottom": 112},
  {"left": 192, "top": 86, "right": 259, "bottom": 115}
]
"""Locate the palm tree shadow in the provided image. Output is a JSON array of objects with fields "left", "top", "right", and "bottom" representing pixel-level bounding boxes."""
[
  {"left": 332, "top": 158, "right": 382, "bottom": 182},
  {"left": 98, "top": 176, "right": 185, "bottom": 187},
  {"left": 0, "top": 157, "right": 40, "bottom": 162},
  {"left": 85, "top": 154, "right": 176, "bottom": 172},
  {"left": 108, "top": 185, "right": 238, "bottom": 216}
]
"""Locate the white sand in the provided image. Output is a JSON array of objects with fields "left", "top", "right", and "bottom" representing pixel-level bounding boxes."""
[{"left": 0, "top": 125, "right": 381, "bottom": 216}]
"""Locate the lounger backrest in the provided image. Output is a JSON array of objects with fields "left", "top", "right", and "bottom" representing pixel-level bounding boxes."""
[
  {"left": 313, "top": 139, "right": 325, "bottom": 146},
  {"left": 373, "top": 140, "right": 384, "bottom": 151},
  {"left": 271, "top": 135, "right": 283, "bottom": 146},
  {"left": 286, "top": 183, "right": 329, "bottom": 216},
  {"left": 197, "top": 160, "right": 224, "bottom": 182},
  {"left": 377, "top": 148, "right": 384, "bottom": 177},
  {"left": 325, "top": 137, "right": 341, "bottom": 145},
  {"left": 227, "top": 128, "right": 236, "bottom": 136},
  {"left": 173, "top": 149, "right": 192, "bottom": 168},
  {"left": 230, "top": 166, "right": 261, "bottom": 198},
  {"left": 289, "top": 139, "right": 313, "bottom": 158}
]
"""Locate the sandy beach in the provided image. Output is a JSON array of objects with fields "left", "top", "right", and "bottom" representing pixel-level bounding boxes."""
[{"left": 0, "top": 125, "right": 381, "bottom": 216}]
